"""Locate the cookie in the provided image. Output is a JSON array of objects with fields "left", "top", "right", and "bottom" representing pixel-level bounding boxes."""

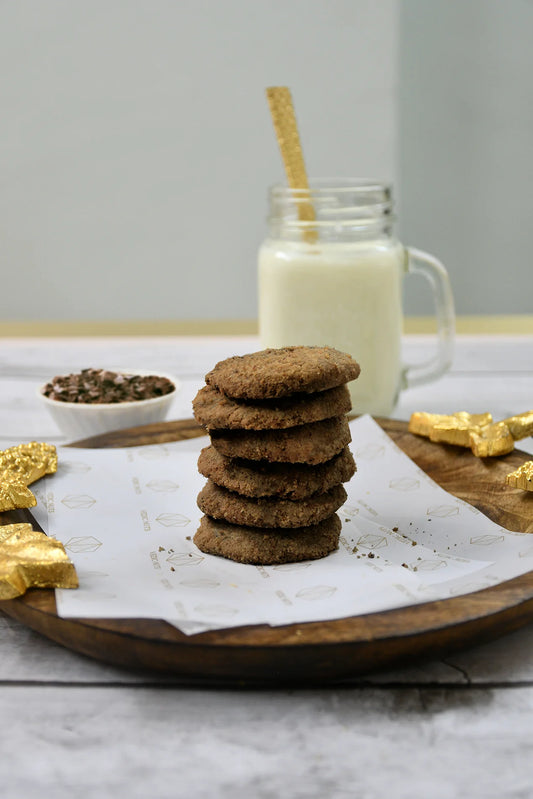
[
  {"left": 194, "top": 514, "right": 341, "bottom": 565},
  {"left": 197, "top": 445, "right": 356, "bottom": 499},
  {"left": 209, "top": 415, "right": 351, "bottom": 465},
  {"left": 197, "top": 479, "right": 347, "bottom": 528},
  {"left": 205, "top": 346, "right": 361, "bottom": 400},
  {"left": 192, "top": 383, "right": 351, "bottom": 431}
]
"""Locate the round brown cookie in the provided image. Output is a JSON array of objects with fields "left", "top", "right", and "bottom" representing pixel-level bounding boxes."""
[
  {"left": 194, "top": 514, "right": 341, "bottom": 565},
  {"left": 209, "top": 415, "right": 351, "bottom": 465},
  {"left": 197, "top": 445, "right": 356, "bottom": 499},
  {"left": 197, "top": 480, "right": 347, "bottom": 528},
  {"left": 205, "top": 346, "right": 361, "bottom": 399},
  {"left": 192, "top": 383, "right": 351, "bottom": 430}
]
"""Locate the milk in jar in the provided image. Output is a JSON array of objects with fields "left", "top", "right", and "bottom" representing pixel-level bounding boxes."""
[
  {"left": 257, "top": 179, "right": 455, "bottom": 417},
  {"left": 259, "top": 238, "right": 405, "bottom": 415},
  {"left": 258, "top": 180, "right": 406, "bottom": 416}
]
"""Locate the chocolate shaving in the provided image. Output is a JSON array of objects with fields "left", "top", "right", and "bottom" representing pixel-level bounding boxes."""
[{"left": 42, "top": 368, "right": 175, "bottom": 404}]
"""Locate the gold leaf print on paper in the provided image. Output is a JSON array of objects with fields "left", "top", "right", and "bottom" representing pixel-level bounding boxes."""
[
  {"left": 58, "top": 461, "right": 92, "bottom": 475},
  {"left": 167, "top": 552, "right": 204, "bottom": 567},
  {"left": 155, "top": 513, "right": 190, "bottom": 527},
  {"left": 389, "top": 477, "right": 420, "bottom": 492},
  {"left": 449, "top": 578, "right": 497, "bottom": 596},
  {"left": 180, "top": 578, "right": 220, "bottom": 588},
  {"left": 357, "top": 534, "right": 388, "bottom": 550},
  {"left": 173, "top": 601, "right": 187, "bottom": 618},
  {"left": 137, "top": 446, "right": 169, "bottom": 460},
  {"left": 354, "top": 443, "right": 386, "bottom": 460},
  {"left": 146, "top": 480, "right": 179, "bottom": 493},
  {"left": 426, "top": 504, "right": 459, "bottom": 518},
  {"left": 61, "top": 494, "right": 96, "bottom": 509},
  {"left": 469, "top": 534, "right": 505, "bottom": 546},
  {"left": 272, "top": 562, "right": 312, "bottom": 572},
  {"left": 295, "top": 585, "right": 337, "bottom": 601},
  {"left": 412, "top": 559, "right": 447, "bottom": 571},
  {"left": 64, "top": 536, "right": 102, "bottom": 553},
  {"left": 342, "top": 505, "right": 359, "bottom": 517}
]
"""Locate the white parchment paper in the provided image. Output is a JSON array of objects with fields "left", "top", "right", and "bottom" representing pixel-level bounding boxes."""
[{"left": 30, "top": 416, "right": 533, "bottom": 635}]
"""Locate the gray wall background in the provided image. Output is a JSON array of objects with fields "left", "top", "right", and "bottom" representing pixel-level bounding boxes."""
[
  {"left": 0, "top": 0, "right": 531, "bottom": 322},
  {"left": 399, "top": 0, "right": 533, "bottom": 316},
  {"left": 0, "top": 0, "right": 397, "bottom": 322}
]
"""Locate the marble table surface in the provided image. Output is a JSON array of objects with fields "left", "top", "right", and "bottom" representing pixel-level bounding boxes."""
[{"left": 1, "top": 333, "right": 532, "bottom": 799}]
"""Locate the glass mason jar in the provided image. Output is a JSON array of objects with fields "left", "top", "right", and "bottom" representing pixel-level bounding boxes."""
[{"left": 258, "top": 179, "right": 455, "bottom": 416}]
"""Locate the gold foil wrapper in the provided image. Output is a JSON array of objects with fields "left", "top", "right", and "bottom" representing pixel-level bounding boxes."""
[
  {"left": 408, "top": 410, "right": 525, "bottom": 458},
  {"left": 0, "top": 442, "right": 57, "bottom": 485},
  {"left": 469, "top": 422, "right": 515, "bottom": 458},
  {"left": 408, "top": 412, "right": 445, "bottom": 438},
  {"left": 409, "top": 412, "right": 493, "bottom": 444},
  {"left": 506, "top": 461, "right": 533, "bottom": 493},
  {"left": 0, "top": 523, "right": 78, "bottom": 600},
  {"left": 501, "top": 410, "right": 533, "bottom": 441},
  {"left": 0, "top": 483, "right": 36, "bottom": 512},
  {"left": 429, "top": 412, "right": 493, "bottom": 447},
  {"left": 0, "top": 442, "right": 57, "bottom": 512}
]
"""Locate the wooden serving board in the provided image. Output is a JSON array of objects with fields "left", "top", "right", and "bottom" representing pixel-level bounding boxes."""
[{"left": 1, "top": 418, "right": 532, "bottom": 685}]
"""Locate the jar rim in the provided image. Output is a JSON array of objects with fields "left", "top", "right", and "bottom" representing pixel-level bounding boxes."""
[{"left": 269, "top": 178, "right": 392, "bottom": 195}]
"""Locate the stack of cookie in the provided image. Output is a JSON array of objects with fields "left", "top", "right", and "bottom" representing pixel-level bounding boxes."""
[{"left": 192, "top": 346, "right": 360, "bottom": 565}]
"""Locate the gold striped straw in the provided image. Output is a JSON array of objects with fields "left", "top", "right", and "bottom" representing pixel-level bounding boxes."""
[{"left": 266, "top": 86, "right": 317, "bottom": 244}]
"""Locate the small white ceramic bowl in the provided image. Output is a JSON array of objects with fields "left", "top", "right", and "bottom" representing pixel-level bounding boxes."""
[{"left": 38, "top": 368, "right": 180, "bottom": 441}]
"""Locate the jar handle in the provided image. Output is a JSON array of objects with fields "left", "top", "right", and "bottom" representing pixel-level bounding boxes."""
[{"left": 402, "top": 247, "right": 455, "bottom": 388}]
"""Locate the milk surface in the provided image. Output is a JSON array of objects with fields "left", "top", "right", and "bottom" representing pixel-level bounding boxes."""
[{"left": 258, "top": 239, "right": 405, "bottom": 416}]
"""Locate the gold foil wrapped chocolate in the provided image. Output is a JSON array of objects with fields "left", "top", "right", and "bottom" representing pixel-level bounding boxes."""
[
  {"left": 409, "top": 412, "right": 493, "bottom": 447},
  {"left": 408, "top": 412, "right": 446, "bottom": 438},
  {"left": 0, "top": 523, "right": 78, "bottom": 599},
  {"left": 0, "top": 482, "right": 36, "bottom": 512},
  {"left": 0, "top": 442, "right": 57, "bottom": 484},
  {"left": 506, "top": 462, "right": 533, "bottom": 493},
  {"left": 501, "top": 410, "right": 533, "bottom": 441},
  {"left": 469, "top": 422, "right": 515, "bottom": 458},
  {"left": 409, "top": 410, "right": 533, "bottom": 459},
  {"left": 429, "top": 412, "right": 493, "bottom": 447},
  {"left": 0, "top": 442, "right": 57, "bottom": 512}
]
